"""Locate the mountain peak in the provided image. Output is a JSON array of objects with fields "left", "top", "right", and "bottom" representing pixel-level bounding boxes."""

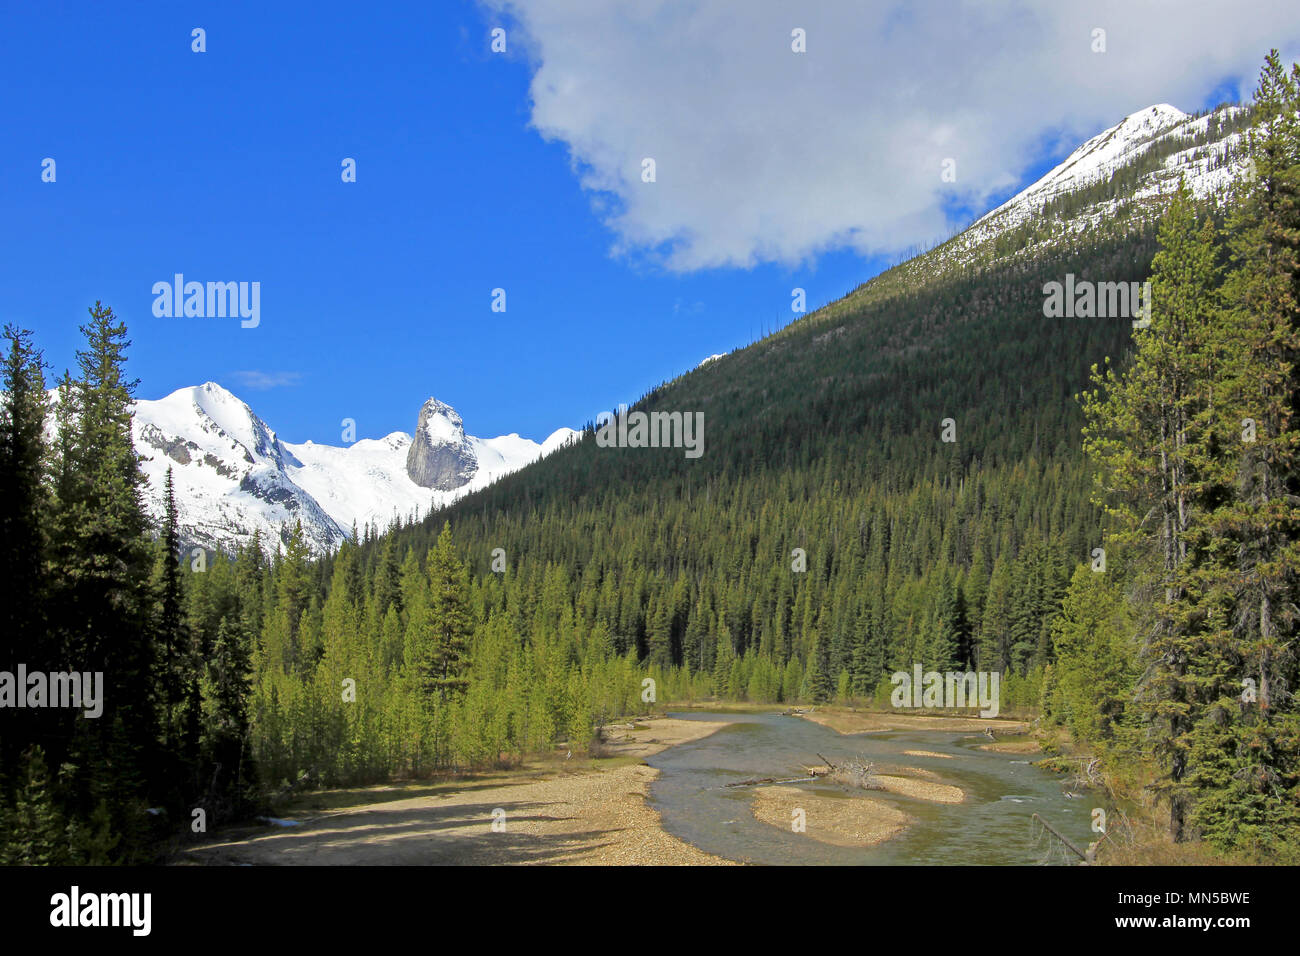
[
  {"left": 416, "top": 396, "right": 466, "bottom": 439},
  {"left": 191, "top": 380, "right": 246, "bottom": 408},
  {"left": 418, "top": 395, "right": 462, "bottom": 421},
  {"left": 1121, "top": 103, "right": 1187, "bottom": 126},
  {"left": 973, "top": 102, "right": 1198, "bottom": 230},
  {"left": 406, "top": 396, "right": 476, "bottom": 490}
]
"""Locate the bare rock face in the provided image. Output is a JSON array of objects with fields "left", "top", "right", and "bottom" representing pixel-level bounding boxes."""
[{"left": 405, "top": 397, "right": 478, "bottom": 490}]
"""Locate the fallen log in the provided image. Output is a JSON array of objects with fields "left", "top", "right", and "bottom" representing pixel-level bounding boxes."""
[
  {"left": 722, "top": 774, "right": 813, "bottom": 789},
  {"left": 720, "top": 753, "right": 883, "bottom": 792},
  {"left": 1031, "top": 812, "right": 1090, "bottom": 864}
]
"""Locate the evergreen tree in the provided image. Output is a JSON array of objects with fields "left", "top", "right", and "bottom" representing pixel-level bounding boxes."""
[
  {"left": 2, "top": 749, "right": 69, "bottom": 866},
  {"left": 0, "top": 326, "right": 51, "bottom": 774},
  {"left": 156, "top": 468, "right": 201, "bottom": 803},
  {"left": 422, "top": 522, "right": 473, "bottom": 701},
  {"left": 1190, "top": 54, "right": 1300, "bottom": 849},
  {"left": 1082, "top": 181, "right": 1227, "bottom": 840},
  {"left": 200, "top": 617, "right": 254, "bottom": 817},
  {"left": 47, "top": 303, "right": 157, "bottom": 845}
]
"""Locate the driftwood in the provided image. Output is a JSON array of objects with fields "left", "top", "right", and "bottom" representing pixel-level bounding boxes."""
[
  {"left": 724, "top": 775, "right": 809, "bottom": 789},
  {"left": 1071, "top": 757, "right": 1103, "bottom": 789},
  {"left": 721, "top": 752, "right": 880, "bottom": 791},
  {"left": 1031, "top": 812, "right": 1091, "bottom": 864},
  {"left": 819, "top": 753, "right": 884, "bottom": 791}
]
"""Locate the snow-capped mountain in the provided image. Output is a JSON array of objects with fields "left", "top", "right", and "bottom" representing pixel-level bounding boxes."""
[
  {"left": 130, "top": 383, "right": 579, "bottom": 555},
  {"left": 789, "top": 100, "right": 1254, "bottom": 333},
  {"left": 976, "top": 104, "right": 1191, "bottom": 228},
  {"left": 950, "top": 102, "right": 1250, "bottom": 263}
]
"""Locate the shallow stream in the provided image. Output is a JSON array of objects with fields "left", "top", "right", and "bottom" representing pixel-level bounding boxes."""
[{"left": 647, "top": 711, "right": 1093, "bottom": 865}]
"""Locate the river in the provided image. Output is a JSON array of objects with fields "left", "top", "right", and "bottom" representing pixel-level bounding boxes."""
[{"left": 647, "top": 711, "right": 1093, "bottom": 865}]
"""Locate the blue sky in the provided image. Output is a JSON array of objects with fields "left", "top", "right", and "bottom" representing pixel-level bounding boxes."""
[{"left": 3, "top": 1, "right": 1296, "bottom": 443}]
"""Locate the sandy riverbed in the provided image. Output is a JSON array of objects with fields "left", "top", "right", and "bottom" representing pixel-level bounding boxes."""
[
  {"left": 873, "top": 774, "right": 964, "bottom": 803},
  {"left": 801, "top": 709, "right": 1028, "bottom": 735},
  {"left": 751, "top": 786, "right": 911, "bottom": 847},
  {"left": 181, "top": 717, "right": 736, "bottom": 866}
]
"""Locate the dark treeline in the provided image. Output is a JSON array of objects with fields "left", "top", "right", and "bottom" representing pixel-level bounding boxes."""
[{"left": 0, "top": 303, "right": 230, "bottom": 862}]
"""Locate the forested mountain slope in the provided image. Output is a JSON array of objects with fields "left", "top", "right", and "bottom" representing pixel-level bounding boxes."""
[
  {"left": 380, "top": 98, "right": 1252, "bottom": 691},
  {"left": 403, "top": 224, "right": 1156, "bottom": 696}
]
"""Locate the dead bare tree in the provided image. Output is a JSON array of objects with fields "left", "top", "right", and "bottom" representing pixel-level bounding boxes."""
[{"left": 818, "top": 753, "right": 884, "bottom": 791}]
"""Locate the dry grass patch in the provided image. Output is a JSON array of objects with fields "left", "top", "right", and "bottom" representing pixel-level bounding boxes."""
[{"left": 978, "top": 740, "right": 1041, "bottom": 754}]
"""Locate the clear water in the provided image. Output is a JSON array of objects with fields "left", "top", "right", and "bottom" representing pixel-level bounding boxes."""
[{"left": 647, "top": 711, "right": 1093, "bottom": 865}]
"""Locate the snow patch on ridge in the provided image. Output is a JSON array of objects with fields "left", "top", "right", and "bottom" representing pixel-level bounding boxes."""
[{"left": 975, "top": 105, "right": 1190, "bottom": 229}]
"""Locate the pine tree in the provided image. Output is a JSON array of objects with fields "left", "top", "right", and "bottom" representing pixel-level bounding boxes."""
[
  {"left": 1050, "top": 565, "right": 1135, "bottom": 743},
  {"left": 47, "top": 303, "right": 157, "bottom": 843},
  {"left": 805, "top": 632, "right": 832, "bottom": 703},
  {"left": 0, "top": 326, "right": 51, "bottom": 775},
  {"left": 200, "top": 617, "right": 253, "bottom": 817},
  {"left": 1083, "top": 180, "right": 1233, "bottom": 840},
  {"left": 2, "top": 749, "right": 70, "bottom": 866},
  {"left": 1189, "top": 53, "right": 1300, "bottom": 849},
  {"left": 978, "top": 558, "right": 1013, "bottom": 673},
  {"left": 646, "top": 597, "right": 673, "bottom": 670},
  {"left": 156, "top": 468, "right": 201, "bottom": 804},
  {"left": 423, "top": 522, "right": 473, "bottom": 701},
  {"left": 928, "top": 570, "right": 965, "bottom": 670}
]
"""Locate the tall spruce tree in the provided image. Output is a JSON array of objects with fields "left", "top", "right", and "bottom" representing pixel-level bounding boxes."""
[
  {"left": 1082, "top": 181, "right": 1226, "bottom": 840},
  {"left": 423, "top": 522, "right": 473, "bottom": 701},
  {"left": 0, "top": 327, "right": 51, "bottom": 776},
  {"left": 1191, "top": 53, "right": 1300, "bottom": 849},
  {"left": 155, "top": 467, "right": 201, "bottom": 805},
  {"left": 200, "top": 616, "right": 253, "bottom": 817},
  {"left": 48, "top": 303, "right": 157, "bottom": 839}
]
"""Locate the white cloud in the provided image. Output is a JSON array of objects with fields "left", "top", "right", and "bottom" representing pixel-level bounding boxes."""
[
  {"left": 230, "top": 370, "right": 301, "bottom": 390},
  {"left": 483, "top": 0, "right": 1300, "bottom": 272}
]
